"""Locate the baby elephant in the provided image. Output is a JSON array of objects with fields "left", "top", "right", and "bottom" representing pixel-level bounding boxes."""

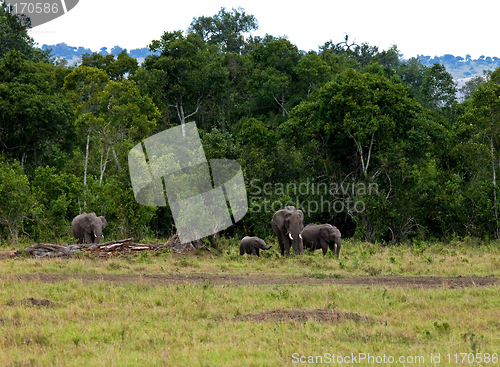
[{"left": 240, "top": 236, "right": 272, "bottom": 257}]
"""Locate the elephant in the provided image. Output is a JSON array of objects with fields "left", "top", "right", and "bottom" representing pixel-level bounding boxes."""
[
  {"left": 300, "top": 223, "right": 342, "bottom": 257},
  {"left": 239, "top": 236, "right": 272, "bottom": 257},
  {"left": 271, "top": 206, "right": 304, "bottom": 256},
  {"left": 71, "top": 212, "right": 107, "bottom": 244}
]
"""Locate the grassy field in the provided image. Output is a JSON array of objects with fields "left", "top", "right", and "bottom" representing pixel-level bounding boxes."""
[{"left": 1, "top": 238, "right": 500, "bottom": 366}]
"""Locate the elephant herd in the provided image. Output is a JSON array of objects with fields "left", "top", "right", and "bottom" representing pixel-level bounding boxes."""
[
  {"left": 70, "top": 207, "right": 341, "bottom": 258},
  {"left": 240, "top": 206, "right": 342, "bottom": 258}
]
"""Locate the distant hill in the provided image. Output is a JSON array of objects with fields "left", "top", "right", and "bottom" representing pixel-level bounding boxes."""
[
  {"left": 417, "top": 54, "right": 500, "bottom": 78},
  {"left": 417, "top": 54, "right": 500, "bottom": 91},
  {"left": 40, "top": 43, "right": 158, "bottom": 65}
]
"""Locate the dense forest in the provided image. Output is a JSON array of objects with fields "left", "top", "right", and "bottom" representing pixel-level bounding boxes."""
[{"left": 1, "top": 4, "right": 500, "bottom": 246}]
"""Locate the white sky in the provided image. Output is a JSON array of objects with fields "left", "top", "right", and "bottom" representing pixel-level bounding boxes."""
[{"left": 28, "top": 0, "right": 498, "bottom": 60}]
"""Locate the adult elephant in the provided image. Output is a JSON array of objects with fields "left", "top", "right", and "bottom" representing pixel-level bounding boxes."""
[
  {"left": 240, "top": 236, "right": 272, "bottom": 257},
  {"left": 300, "top": 223, "right": 341, "bottom": 257},
  {"left": 271, "top": 206, "right": 304, "bottom": 256},
  {"left": 71, "top": 212, "right": 107, "bottom": 244}
]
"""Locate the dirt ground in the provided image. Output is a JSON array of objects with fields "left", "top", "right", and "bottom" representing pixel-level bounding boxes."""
[
  {"left": 5, "top": 273, "right": 498, "bottom": 288},
  {"left": 233, "top": 309, "right": 376, "bottom": 324}
]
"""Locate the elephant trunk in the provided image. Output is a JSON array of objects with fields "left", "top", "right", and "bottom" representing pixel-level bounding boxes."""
[
  {"left": 335, "top": 238, "right": 342, "bottom": 257},
  {"left": 289, "top": 229, "right": 303, "bottom": 255}
]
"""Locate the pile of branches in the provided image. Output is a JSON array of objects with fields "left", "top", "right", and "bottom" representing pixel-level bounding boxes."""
[
  {"left": 154, "top": 234, "right": 209, "bottom": 254},
  {"left": 4, "top": 235, "right": 211, "bottom": 259}
]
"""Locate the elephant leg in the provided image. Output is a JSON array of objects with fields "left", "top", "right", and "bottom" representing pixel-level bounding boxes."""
[
  {"left": 84, "top": 231, "right": 93, "bottom": 244},
  {"left": 256, "top": 248, "right": 260, "bottom": 257},
  {"left": 328, "top": 242, "right": 337, "bottom": 256},
  {"left": 276, "top": 232, "right": 285, "bottom": 256},
  {"left": 319, "top": 238, "right": 329, "bottom": 256},
  {"left": 282, "top": 233, "right": 291, "bottom": 255}
]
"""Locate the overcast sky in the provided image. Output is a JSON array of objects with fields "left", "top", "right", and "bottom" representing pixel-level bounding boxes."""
[{"left": 28, "top": 0, "right": 498, "bottom": 60}]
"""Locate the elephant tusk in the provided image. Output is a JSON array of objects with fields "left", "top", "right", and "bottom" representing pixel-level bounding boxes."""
[
  {"left": 289, "top": 233, "right": 293, "bottom": 240},
  {"left": 299, "top": 234, "right": 302, "bottom": 239}
]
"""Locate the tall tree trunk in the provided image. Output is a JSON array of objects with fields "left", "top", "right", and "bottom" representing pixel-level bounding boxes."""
[
  {"left": 351, "top": 132, "right": 375, "bottom": 177},
  {"left": 173, "top": 100, "right": 200, "bottom": 137},
  {"left": 490, "top": 129, "right": 499, "bottom": 238},
  {"left": 112, "top": 147, "right": 122, "bottom": 172},
  {"left": 83, "top": 133, "right": 90, "bottom": 208},
  {"left": 99, "top": 146, "right": 111, "bottom": 186}
]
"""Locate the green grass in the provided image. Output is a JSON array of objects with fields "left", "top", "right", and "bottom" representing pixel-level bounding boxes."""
[
  {"left": 1, "top": 280, "right": 499, "bottom": 366},
  {"left": 1, "top": 238, "right": 499, "bottom": 366},
  {"left": 2, "top": 238, "right": 500, "bottom": 277}
]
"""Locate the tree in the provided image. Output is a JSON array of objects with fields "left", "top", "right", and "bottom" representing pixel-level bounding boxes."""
[
  {"left": 421, "top": 63, "right": 457, "bottom": 110},
  {"left": 143, "top": 31, "right": 226, "bottom": 135},
  {"left": 0, "top": 0, "right": 51, "bottom": 61},
  {"left": 0, "top": 51, "right": 73, "bottom": 170},
  {"left": 246, "top": 38, "right": 302, "bottom": 119},
  {"left": 188, "top": 7, "right": 258, "bottom": 53},
  {"left": 279, "top": 68, "right": 441, "bottom": 241},
  {"left": 64, "top": 66, "right": 159, "bottom": 190},
  {"left": 293, "top": 53, "right": 332, "bottom": 97},
  {"left": 0, "top": 158, "right": 35, "bottom": 243},
  {"left": 81, "top": 50, "right": 138, "bottom": 80},
  {"left": 457, "top": 80, "right": 500, "bottom": 238},
  {"left": 459, "top": 74, "right": 487, "bottom": 101}
]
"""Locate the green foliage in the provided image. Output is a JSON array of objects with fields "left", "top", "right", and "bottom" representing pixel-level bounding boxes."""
[
  {"left": 30, "top": 166, "right": 81, "bottom": 242},
  {"left": 0, "top": 0, "right": 51, "bottom": 62},
  {"left": 1, "top": 7, "right": 500, "bottom": 244},
  {"left": 0, "top": 158, "right": 35, "bottom": 243},
  {"left": 80, "top": 50, "right": 139, "bottom": 80},
  {"left": 188, "top": 7, "right": 258, "bottom": 53},
  {"left": 0, "top": 51, "right": 74, "bottom": 170}
]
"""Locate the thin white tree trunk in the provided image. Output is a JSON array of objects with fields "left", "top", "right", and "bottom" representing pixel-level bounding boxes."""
[
  {"left": 99, "top": 146, "right": 111, "bottom": 186},
  {"left": 173, "top": 101, "right": 200, "bottom": 137},
  {"left": 112, "top": 147, "right": 122, "bottom": 172},
  {"left": 83, "top": 133, "right": 90, "bottom": 206},
  {"left": 491, "top": 129, "right": 499, "bottom": 238},
  {"left": 351, "top": 132, "right": 375, "bottom": 177}
]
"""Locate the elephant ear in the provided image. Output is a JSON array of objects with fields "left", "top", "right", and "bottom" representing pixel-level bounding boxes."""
[{"left": 99, "top": 216, "right": 107, "bottom": 229}]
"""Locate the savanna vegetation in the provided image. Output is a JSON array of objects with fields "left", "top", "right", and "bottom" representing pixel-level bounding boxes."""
[
  {"left": 1, "top": 3, "right": 500, "bottom": 247},
  {"left": 1, "top": 239, "right": 500, "bottom": 366},
  {"left": 2, "top": 5, "right": 500, "bottom": 366}
]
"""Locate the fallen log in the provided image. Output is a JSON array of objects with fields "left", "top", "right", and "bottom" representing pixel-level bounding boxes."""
[
  {"left": 156, "top": 234, "right": 210, "bottom": 253},
  {"left": 95, "top": 238, "right": 134, "bottom": 247},
  {"left": 4, "top": 234, "right": 212, "bottom": 259},
  {"left": 19, "top": 244, "right": 81, "bottom": 258}
]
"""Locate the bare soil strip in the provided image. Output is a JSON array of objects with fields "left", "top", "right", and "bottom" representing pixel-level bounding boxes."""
[
  {"left": 233, "top": 309, "right": 376, "bottom": 324},
  {"left": 5, "top": 274, "right": 498, "bottom": 288}
]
